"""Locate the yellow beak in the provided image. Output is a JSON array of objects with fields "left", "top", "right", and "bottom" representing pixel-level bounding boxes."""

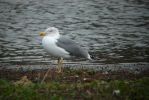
[{"left": 39, "top": 32, "right": 46, "bottom": 37}]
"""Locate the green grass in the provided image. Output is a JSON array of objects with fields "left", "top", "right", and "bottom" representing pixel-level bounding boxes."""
[{"left": 0, "top": 68, "right": 149, "bottom": 100}]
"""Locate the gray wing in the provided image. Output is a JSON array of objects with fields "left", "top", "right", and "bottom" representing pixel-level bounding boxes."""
[{"left": 56, "top": 36, "right": 89, "bottom": 58}]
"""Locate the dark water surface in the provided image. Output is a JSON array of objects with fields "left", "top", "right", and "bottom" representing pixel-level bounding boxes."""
[{"left": 0, "top": 0, "right": 149, "bottom": 65}]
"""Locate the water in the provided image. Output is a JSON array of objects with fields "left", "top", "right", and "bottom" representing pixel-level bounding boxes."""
[{"left": 0, "top": 0, "right": 149, "bottom": 65}]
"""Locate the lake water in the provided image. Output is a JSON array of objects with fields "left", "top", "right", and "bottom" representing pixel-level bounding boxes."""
[{"left": 0, "top": 0, "right": 149, "bottom": 65}]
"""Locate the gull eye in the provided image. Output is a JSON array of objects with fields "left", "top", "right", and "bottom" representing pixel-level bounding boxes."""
[
  {"left": 48, "top": 29, "right": 53, "bottom": 32},
  {"left": 49, "top": 29, "right": 53, "bottom": 32}
]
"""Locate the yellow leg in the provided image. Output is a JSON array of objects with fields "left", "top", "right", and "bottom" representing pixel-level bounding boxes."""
[
  {"left": 41, "top": 58, "right": 64, "bottom": 83},
  {"left": 56, "top": 57, "right": 63, "bottom": 73}
]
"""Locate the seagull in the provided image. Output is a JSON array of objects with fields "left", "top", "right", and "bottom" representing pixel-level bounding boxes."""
[{"left": 39, "top": 27, "right": 91, "bottom": 82}]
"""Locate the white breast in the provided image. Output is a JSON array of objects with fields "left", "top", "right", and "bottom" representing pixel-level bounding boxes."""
[{"left": 42, "top": 36, "right": 70, "bottom": 58}]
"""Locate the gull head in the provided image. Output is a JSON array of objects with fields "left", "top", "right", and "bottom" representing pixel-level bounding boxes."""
[{"left": 39, "top": 27, "right": 59, "bottom": 37}]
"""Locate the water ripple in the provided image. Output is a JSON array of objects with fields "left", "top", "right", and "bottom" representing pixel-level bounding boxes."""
[{"left": 0, "top": 0, "right": 149, "bottom": 64}]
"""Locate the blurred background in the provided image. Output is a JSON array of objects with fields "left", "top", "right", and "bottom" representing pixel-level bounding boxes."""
[{"left": 0, "top": 0, "right": 149, "bottom": 65}]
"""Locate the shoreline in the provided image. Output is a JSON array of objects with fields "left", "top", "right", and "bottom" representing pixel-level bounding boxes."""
[
  {"left": 0, "top": 62, "right": 149, "bottom": 81},
  {"left": 0, "top": 62, "right": 149, "bottom": 73}
]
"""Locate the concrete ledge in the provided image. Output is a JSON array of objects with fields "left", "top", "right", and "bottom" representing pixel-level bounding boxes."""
[{"left": 0, "top": 62, "right": 149, "bottom": 74}]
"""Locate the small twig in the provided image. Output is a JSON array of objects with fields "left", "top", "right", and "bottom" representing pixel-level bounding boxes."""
[{"left": 41, "top": 68, "right": 51, "bottom": 84}]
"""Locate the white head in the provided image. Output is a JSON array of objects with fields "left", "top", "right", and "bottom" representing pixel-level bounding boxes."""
[{"left": 40, "top": 27, "right": 60, "bottom": 37}]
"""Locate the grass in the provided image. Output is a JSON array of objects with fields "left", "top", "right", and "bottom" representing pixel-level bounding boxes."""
[{"left": 0, "top": 68, "right": 149, "bottom": 100}]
